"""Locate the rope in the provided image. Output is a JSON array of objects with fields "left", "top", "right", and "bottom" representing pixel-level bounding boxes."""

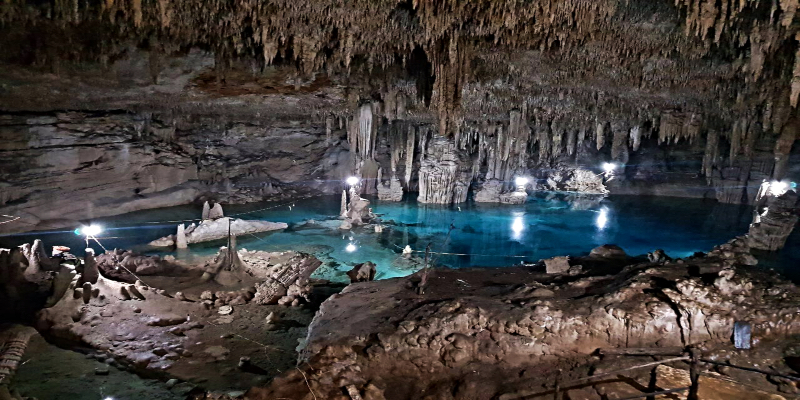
[{"left": 392, "top": 243, "right": 533, "bottom": 259}]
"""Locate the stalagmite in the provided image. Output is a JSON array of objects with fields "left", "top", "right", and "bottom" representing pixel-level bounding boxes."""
[
  {"left": 208, "top": 203, "right": 224, "bottom": 219},
  {"left": 702, "top": 130, "right": 720, "bottom": 181},
  {"left": 176, "top": 224, "right": 188, "bottom": 249},
  {"left": 82, "top": 248, "right": 99, "bottom": 284},
  {"left": 0, "top": 326, "right": 33, "bottom": 387},
  {"left": 611, "top": 121, "right": 629, "bottom": 163},
  {"left": 202, "top": 201, "right": 211, "bottom": 220},
  {"left": 340, "top": 190, "right": 348, "bottom": 218},
  {"left": 418, "top": 136, "right": 471, "bottom": 204}
]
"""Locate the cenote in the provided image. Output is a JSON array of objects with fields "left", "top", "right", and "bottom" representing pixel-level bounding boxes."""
[
  {"left": 3, "top": 193, "right": 797, "bottom": 282},
  {"left": 5, "top": 2, "right": 800, "bottom": 398}
]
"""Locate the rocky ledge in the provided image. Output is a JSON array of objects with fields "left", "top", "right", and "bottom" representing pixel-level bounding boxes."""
[{"left": 250, "top": 238, "right": 800, "bottom": 400}]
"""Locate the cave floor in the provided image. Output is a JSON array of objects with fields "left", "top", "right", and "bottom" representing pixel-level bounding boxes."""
[{"left": 14, "top": 333, "right": 182, "bottom": 400}]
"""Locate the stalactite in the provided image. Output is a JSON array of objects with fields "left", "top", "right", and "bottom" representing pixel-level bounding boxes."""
[
  {"left": 405, "top": 125, "right": 416, "bottom": 186},
  {"left": 566, "top": 129, "right": 577, "bottom": 156},
  {"left": 325, "top": 116, "right": 334, "bottom": 144},
  {"left": 432, "top": 36, "right": 470, "bottom": 137},
  {"left": 595, "top": 119, "right": 606, "bottom": 150},
  {"left": 629, "top": 125, "right": 642, "bottom": 151},
  {"left": 703, "top": 129, "right": 720, "bottom": 182},
  {"left": 773, "top": 117, "right": 799, "bottom": 180},
  {"left": 791, "top": 32, "right": 800, "bottom": 108},
  {"left": 611, "top": 121, "right": 629, "bottom": 163},
  {"left": 729, "top": 117, "right": 745, "bottom": 165},
  {"left": 348, "top": 102, "right": 376, "bottom": 164}
]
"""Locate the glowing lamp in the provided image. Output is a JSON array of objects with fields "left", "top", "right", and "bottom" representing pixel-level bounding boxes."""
[
  {"left": 602, "top": 162, "right": 616, "bottom": 174},
  {"left": 78, "top": 225, "right": 102, "bottom": 236},
  {"left": 769, "top": 180, "right": 789, "bottom": 197},
  {"left": 345, "top": 243, "right": 357, "bottom": 252},
  {"left": 514, "top": 177, "right": 529, "bottom": 187},
  {"left": 346, "top": 176, "right": 360, "bottom": 186}
]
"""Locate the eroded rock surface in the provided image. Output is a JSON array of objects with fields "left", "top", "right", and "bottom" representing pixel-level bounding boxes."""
[{"left": 249, "top": 240, "right": 800, "bottom": 400}]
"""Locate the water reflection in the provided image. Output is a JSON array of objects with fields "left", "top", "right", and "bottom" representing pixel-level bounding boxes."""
[
  {"left": 596, "top": 207, "right": 609, "bottom": 231},
  {"left": 511, "top": 213, "right": 525, "bottom": 240}
]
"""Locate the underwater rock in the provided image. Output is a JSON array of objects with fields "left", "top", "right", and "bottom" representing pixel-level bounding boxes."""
[{"left": 499, "top": 191, "right": 527, "bottom": 205}]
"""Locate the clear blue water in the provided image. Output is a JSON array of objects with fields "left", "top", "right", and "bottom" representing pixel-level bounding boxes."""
[{"left": 2, "top": 193, "right": 798, "bottom": 283}]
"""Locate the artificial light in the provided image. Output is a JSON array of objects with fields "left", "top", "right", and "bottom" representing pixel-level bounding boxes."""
[
  {"left": 769, "top": 180, "right": 789, "bottom": 197},
  {"left": 345, "top": 243, "right": 357, "bottom": 252},
  {"left": 514, "top": 177, "right": 529, "bottom": 187},
  {"left": 77, "top": 224, "right": 102, "bottom": 237},
  {"left": 602, "top": 163, "right": 616, "bottom": 174},
  {"left": 346, "top": 176, "right": 360, "bottom": 186}
]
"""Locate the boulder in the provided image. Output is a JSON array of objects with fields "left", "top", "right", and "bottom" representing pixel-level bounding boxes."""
[
  {"left": 590, "top": 244, "right": 627, "bottom": 258},
  {"left": 544, "top": 256, "right": 570, "bottom": 274},
  {"left": 347, "top": 262, "right": 377, "bottom": 283}
]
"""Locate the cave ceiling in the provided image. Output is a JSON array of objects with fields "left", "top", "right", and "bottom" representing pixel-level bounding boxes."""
[{"left": 0, "top": 0, "right": 798, "bottom": 137}]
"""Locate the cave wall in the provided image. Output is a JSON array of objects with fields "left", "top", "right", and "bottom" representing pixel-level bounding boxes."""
[{"left": 0, "top": 107, "right": 352, "bottom": 234}]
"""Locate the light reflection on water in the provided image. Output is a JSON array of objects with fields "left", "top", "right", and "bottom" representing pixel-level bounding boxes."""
[{"left": 2, "top": 193, "right": 797, "bottom": 283}]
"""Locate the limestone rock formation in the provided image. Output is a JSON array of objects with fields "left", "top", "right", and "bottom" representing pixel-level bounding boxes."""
[
  {"left": 418, "top": 136, "right": 471, "bottom": 204},
  {"left": 748, "top": 191, "right": 799, "bottom": 251},
  {"left": 347, "top": 262, "right": 377, "bottom": 283},
  {"left": 377, "top": 176, "right": 404, "bottom": 202},
  {"left": 95, "top": 250, "right": 190, "bottom": 283},
  {"left": 149, "top": 217, "right": 288, "bottom": 247},
  {"left": 239, "top": 250, "right": 323, "bottom": 305},
  {"left": 251, "top": 244, "right": 800, "bottom": 399},
  {"left": 473, "top": 180, "right": 505, "bottom": 203},
  {"left": 0, "top": 239, "right": 72, "bottom": 319}
]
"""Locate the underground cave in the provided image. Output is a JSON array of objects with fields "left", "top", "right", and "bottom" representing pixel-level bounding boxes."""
[{"left": 1, "top": 0, "right": 800, "bottom": 399}]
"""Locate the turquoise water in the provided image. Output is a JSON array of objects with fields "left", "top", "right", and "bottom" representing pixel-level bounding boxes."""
[{"left": 2, "top": 193, "right": 797, "bottom": 283}]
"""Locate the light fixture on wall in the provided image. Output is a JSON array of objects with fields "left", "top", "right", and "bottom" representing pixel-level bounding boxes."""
[{"left": 514, "top": 177, "right": 529, "bottom": 192}]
